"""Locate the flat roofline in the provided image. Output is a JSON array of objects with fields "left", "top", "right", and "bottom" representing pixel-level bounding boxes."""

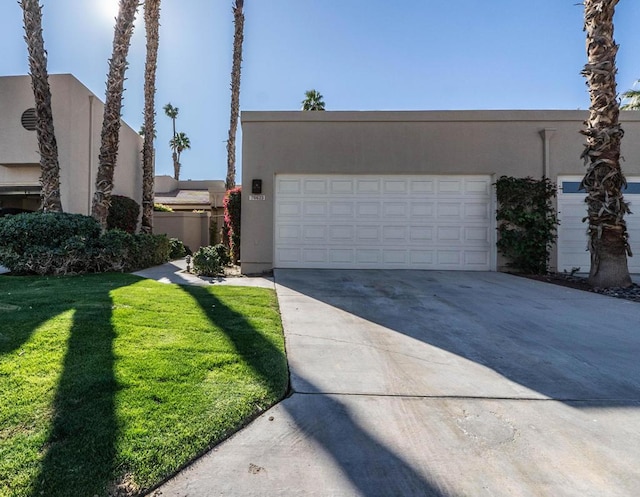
[{"left": 241, "top": 109, "right": 640, "bottom": 123}]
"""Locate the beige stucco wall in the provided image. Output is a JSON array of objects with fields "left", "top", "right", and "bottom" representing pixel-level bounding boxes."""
[
  {"left": 241, "top": 110, "right": 640, "bottom": 274},
  {"left": 153, "top": 211, "right": 211, "bottom": 252},
  {"left": 0, "top": 74, "right": 143, "bottom": 217}
]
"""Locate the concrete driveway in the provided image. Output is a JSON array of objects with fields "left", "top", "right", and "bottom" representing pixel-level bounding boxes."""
[{"left": 156, "top": 270, "right": 640, "bottom": 496}]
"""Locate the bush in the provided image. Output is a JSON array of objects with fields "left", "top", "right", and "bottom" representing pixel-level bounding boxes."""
[
  {"left": 169, "top": 238, "right": 191, "bottom": 259},
  {"left": 192, "top": 246, "right": 224, "bottom": 276},
  {"left": 0, "top": 212, "right": 100, "bottom": 254},
  {"left": 496, "top": 176, "right": 558, "bottom": 274},
  {"left": 154, "top": 203, "right": 173, "bottom": 212},
  {"left": 0, "top": 212, "right": 170, "bottom": 275},
  {"left": 223, "top": 187, "right": 241, "bottom": 264},
  {"left": 129, "top": 233, "right": 171, "bottom": 270},
  {"left": 213, "top": 243, "right": 231, "bottom": 266},
  {"left": 107, "top": 195, "right": 140, "bottom": 234}
]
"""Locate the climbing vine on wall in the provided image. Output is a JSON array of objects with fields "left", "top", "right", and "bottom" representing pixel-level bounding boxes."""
[
  {"left": 496, "top": 176, "right": 558, "bottom": 274},
  {"left": 224, "top": 186, "right": 242, "bottom": 264}
]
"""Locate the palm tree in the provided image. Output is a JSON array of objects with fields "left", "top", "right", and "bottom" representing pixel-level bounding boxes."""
[
  {"left": 163, "top": 103, "right": 179, "bottom": 179},
  {"left": 19, "top": 0, "right": 62, "bottom": 212},
  {"left": 301, "top": 89, "right": 325, "bottom": 111},
  {"left": 580, "top": 0, "right": 632, "bottom": 288},
  {"left": 169, "top": 132, "right": 190, "bottom": 179},
  {"left": 91, "top": 0, "right": 139, "bottom": 229},
  {"left": 141, "top": 0, "right": 161, "bottom": 233},
  {"left": 621, "top": 81, "right": 640, "bottom": 110},
  {"left": 226, "top": 0, "right": 245, "bottom": 191}
]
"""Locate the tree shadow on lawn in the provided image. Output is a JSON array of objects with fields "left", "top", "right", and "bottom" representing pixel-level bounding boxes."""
[
  {"left": 177, "top": 284, "right": 289, "bottom": 412},
  {"left": 178, "top": 284, "right": 446, "bottom": 497},
  {"left": 0, "top": 273, "right": 135, "bottom": 496}
]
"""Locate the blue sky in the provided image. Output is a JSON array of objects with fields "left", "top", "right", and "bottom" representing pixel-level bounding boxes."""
[{"left": 1, "top": 0, "right": 640, "bottom": 181}]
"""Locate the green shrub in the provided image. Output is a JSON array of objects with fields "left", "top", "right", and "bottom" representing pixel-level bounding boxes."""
[
  {"left": 169, "top": 238, "right": 191, "bottom": 259},
  {"left": 0, "top": 212, "right": 100, "bottom": 254},
  {"left": 107, "top": 195, "right": 140, "bottom": 233},
  {"left": 131, "top": 233, "right": 171, "bottom": 269},
  {"left": 496, "top": 176, "right": 558, "bottom": 274},
  {"left": 0, "top": 212, "right": 170, "bottom": 275},
  {"left": 192, "top": 246, "right": 224, "bottom": 276},
  {"left": 223, "top": 187, "right": 241, "bottom": 263},
  {"left": 213, "top": 243, "right": 231, "bottom": 266},
  {"left": 153, "top": 203, "right": 173, "bottom": 212}
]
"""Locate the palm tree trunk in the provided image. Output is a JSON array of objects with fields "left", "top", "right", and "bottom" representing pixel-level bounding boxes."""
[
  {"left": 91, "top": 0, "right": 139, "bottom": 229},
  {"left": 141, "top": 0, "right": 161, "bottom": 234},
  {"left": 20, "top": 0, "right": 63, "bottom": 212},
  {"left": 580, "top": 0, "right": 632, "bottom": 288},
  {"left": 226, "top": 0, "right": 245, "bottom": 191}
]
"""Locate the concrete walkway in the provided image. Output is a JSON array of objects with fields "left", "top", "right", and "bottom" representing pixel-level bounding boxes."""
[
  {"left": 154, "top": 269, "right": 640, "bottom": 497},
  {"left": 132, "top": 258, "right": 274, "bottom": 288}
]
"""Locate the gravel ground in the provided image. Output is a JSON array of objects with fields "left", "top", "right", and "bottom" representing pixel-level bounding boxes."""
[{"left": 522, "top": 272, "right": 640, "bottom": 303}]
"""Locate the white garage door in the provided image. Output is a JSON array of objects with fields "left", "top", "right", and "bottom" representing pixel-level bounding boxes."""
[
  {"left": 557, "top": 177, "right": 640, "bottom": 273},
  {"left": 274, "top": 174, "right": 494, "bottom": 270}
]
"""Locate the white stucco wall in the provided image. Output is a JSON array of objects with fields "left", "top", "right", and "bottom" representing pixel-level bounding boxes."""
[{"left": 0, "top": 74, "right": 143, "bottom": 216}]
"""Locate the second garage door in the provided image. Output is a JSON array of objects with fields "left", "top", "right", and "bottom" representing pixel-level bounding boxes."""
[{"left": 274, "top": 174, "right": 494, "bottom": 270}]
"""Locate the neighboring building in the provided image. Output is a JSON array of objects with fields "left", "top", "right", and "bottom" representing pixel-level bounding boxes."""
[
  {"left": 153, "top": 175, "right": 227, "bottom": 248},
  {"left": 0, "top": 74, "right": 143, "bottom": 215},
  {"left": 240, "top": 110, "right": 640, "bottom": 275}
]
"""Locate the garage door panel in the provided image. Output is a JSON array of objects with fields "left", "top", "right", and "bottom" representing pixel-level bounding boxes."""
[
  {"left": 438, "top": 179, "right": 463, "bottom": 194},
  {"left": 384, "top": 180, "right": 408, "bottom": 194},
  {"left": 411, "top": 181, "right": 435, "bottom": 194},
  {"left": 275, "top": 175, "right": 492, "bottom": 270},
  {"left": 382, "top": 226, "right": 407, "bottom": 242},
  {"left": 382, "top": 202, "right": 408, "bottom": 217},
  {"left": 303, "top": 179, "right": 327, "bottom": 194},
  {"left": 303, "top": 202, "right": 327, "bottom": 217},
  {"left": 330, "top": 202, "right": 354, "bottom": 217},
  {"left": 356, "top": 202, "right": 380, "bottom": 217},
  {"left": 330, "top": 180, "right": 353, "bottom": 194},
  {"left": 558, "top": 178, "right": 640, "bottom": 273},
  {"left": 356, "top": 179, "right": 380, "bottom": 194},
  {"left": 465, "top": 179, "right": 492, "bottom": 195},
  {"left": 356, "top": 249, "right": 380, "bottom": 264},
  {"left": 410, "top": 226, "right": 434, "bottom": 241},
  {"left": 329, "top": 226, "right": 354, "bottom": 241},
  {"left": 411, "top": 202, "right": 435, "bottom": 217},
  {"left": 278, "top": 179, "right": 301, "bottom": 194},
  {"left": 277, "top": 201, "right": 301, "bottom": 218}
]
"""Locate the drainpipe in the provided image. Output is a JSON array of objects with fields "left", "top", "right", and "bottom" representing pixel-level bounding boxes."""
[
  {"left": 87, "top": 95, "right": 94, "bottom": 215},
  {"left": 539, "top": 128, "right": 556, "bottom": 179}
]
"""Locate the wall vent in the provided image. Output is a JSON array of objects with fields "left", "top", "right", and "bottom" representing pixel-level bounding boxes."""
[{"left": 21, "top": 108, "right": 37, "bottom": 131}]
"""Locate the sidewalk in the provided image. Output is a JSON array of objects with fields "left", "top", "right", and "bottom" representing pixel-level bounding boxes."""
[{"left": 132, "top": 258, "right": 274, "bottom": 288}]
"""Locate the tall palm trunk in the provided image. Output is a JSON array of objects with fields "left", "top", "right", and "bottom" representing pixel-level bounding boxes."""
[
  {"left": 141, "top": 0, "right": 161, "bottom": 233},
  {"left": 226, "top": 0, "right": 244, "bottom": 191},
  {"left": 91, "top": 0, "right": 139, "bottom": 229},
  {"left": 20, "top": 0, "right": 62, "bottom": 212},
  {"left": 580, "top": 0, "right": 632, "bottom": 288}
]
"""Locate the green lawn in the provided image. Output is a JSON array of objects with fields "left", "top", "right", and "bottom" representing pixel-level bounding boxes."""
[{"left": 0, "top": 274, "right": 288, "bottom": 496}]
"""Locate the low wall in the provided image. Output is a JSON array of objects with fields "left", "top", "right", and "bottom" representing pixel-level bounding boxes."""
[{"left": 153, "top": 211, "right": 211, "bottom": 252}]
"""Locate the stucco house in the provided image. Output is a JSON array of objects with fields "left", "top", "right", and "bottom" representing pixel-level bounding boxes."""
[
  {"left": 0, "top": 74, "right": 143, "bottom": 215},
  {"left": 240, "top": 110, "right": 640, "bottom": 275},
  {"left": 153, "top": 175, "right": 227, "bottom": 249}
]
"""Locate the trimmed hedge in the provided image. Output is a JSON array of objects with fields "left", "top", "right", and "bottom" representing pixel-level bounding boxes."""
[
  {"left": 0, "top": 212, "right": 170, "bottom": 275},
  {"left": 107, "top": 195, "right": 140, "bottom": 233}
]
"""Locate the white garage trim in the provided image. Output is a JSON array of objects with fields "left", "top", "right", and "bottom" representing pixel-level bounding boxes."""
[
  {"left": 557, "top": 176, "right": 640, "bottom": 274},
  {"left": 274, "top": 174, "right": 495, "bottom": 271}
]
